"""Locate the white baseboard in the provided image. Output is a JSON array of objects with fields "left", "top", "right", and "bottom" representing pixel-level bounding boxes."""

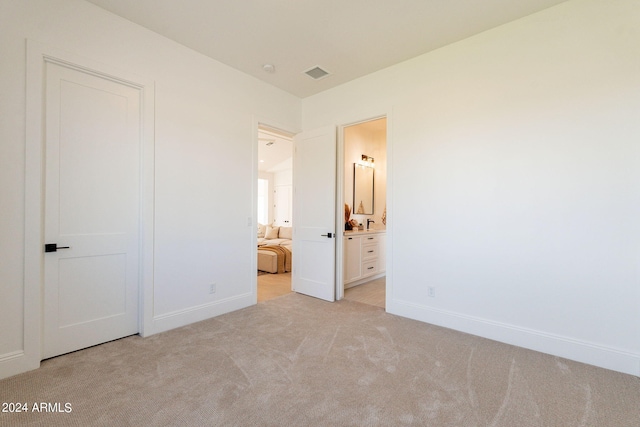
[
  {"left": 387, "top": 298, "right": 640, "bottom": 377},
  {"left": 151, "top": 293, "right": 254, "bottom": 335},
  {"left": 0, "top": 351, "right": 40, "bottom": 381}
]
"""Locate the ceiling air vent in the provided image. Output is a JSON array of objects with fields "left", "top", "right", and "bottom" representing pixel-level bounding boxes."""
[{"left": 304, "top": 66, "right": 330, "bottom": 80}]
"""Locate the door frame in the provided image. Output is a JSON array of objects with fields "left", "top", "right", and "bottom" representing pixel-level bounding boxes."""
[
  {"left": 335, "top": 113, "right": 391, "bottom": 302},
  {"left": 252, "top": 112, "right": 392, "bottom": 305},
  {"left": 252, "top": 117, "right": 300, "bottom": 303},
  {"left": 21, "top": 41, "right": 155, "bottom": 374}
]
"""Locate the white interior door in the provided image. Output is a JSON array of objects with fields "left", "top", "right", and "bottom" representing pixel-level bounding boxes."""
[
  {"left": 274, "top": 185, "right": 292, "bottom": 226},
  {"left": 292, "top": 126, "right": 337, "bottom": 301},
  {"left": 43, "top": 61, "right": 141, "bottom": 359}
]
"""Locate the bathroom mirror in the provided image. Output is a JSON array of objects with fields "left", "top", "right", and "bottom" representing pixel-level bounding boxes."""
[{"left": 353, "top": 163, "right": 374, "bottom": 215}]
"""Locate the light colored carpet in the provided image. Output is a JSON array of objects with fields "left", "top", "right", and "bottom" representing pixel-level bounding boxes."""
[{"left": 1, "top": 293, "right": 639, "bottom": 426}]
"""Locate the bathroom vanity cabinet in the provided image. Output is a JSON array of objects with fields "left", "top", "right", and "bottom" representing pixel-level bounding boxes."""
[{"left": 343, "top": 230, "right": 386, "bottom": 288}]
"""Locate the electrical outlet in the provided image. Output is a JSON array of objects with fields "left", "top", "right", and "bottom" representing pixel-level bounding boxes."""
[
  {"left": 209, "top": 283, "right": 216, "bottom": 294},
  {"left": 428, "top": 286, "right": 436, "bottom": 298}
]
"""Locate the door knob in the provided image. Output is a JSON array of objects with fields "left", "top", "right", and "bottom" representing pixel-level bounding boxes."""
[
  {"left": 320, "top": 233, "right": 334, "bottom": 238},
  {"left": 44, "top": 243, "right": 70, "bottom": 253}
]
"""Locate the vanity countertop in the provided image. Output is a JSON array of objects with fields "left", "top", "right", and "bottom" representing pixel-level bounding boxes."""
[{"left": 343, "top": 229, "right": 386, "bottom": 236}]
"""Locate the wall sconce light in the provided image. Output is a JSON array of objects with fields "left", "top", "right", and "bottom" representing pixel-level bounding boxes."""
[{"left": 361, "top": 154, "right": 375, "bottom": 167}]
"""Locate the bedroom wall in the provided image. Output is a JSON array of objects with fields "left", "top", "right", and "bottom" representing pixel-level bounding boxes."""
[
  {"left": 0, "top": 0, "right": 300, "bottom": 379},
  {"left": 303, "top": 0, "right": 640, "bottom": 375}
]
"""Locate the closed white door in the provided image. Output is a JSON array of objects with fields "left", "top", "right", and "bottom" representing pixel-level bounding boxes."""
[
  {"left": 292, "top": 126, "right": 336, "bottom": 301},
  {"left": 43, "top": 61, "right": 141, "bottom": 359},
  {"left": 274, "top": 185, "right": 292, "bottom": 226}
]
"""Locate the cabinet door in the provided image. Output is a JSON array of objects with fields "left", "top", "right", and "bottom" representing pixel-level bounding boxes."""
[{"left": 344, "top": 236, "right": 362, "bottom": 283}]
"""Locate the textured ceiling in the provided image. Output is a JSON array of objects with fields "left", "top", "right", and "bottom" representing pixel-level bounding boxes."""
[{"left": 85, "top": 0, "right": 568, "bottom": 98}]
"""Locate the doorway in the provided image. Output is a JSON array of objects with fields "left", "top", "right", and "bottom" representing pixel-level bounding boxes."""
[
  {"left": 256, "top": 125, "right": 294, "bottom": 302},
  {"left": 339, "top": 117, "right": 387, "bottom": 307},
  {"left": 25, "top": 43, "right": 154, "bottom": 371},
  {"left": 253, "top": 118, "right": 388, "bottom": 306}
]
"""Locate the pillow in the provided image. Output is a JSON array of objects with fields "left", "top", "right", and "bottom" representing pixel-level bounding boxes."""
[
  {"left": 257, "top": 223, "right": 266, "bottom": 238},
  {"left": 278, "top": 226, "right": 292, "bottom": 240},
  {"left": 265, "top": 226, "right": 280, "bottom": 239}
]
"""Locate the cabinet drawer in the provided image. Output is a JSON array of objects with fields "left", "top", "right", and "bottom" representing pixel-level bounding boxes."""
[
  {"left": 362, "top": 243, "right": 378, "bottom": 260},
  {"left": 362, "top": 259, "right": 378, "bottom": 277},
  {"left": 362, "top": 235, "right": 379, "bottom": 244}
]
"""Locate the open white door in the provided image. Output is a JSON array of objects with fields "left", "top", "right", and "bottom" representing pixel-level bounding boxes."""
[{"left": 292, "top": 126, "right": 337, "bottom": 301}]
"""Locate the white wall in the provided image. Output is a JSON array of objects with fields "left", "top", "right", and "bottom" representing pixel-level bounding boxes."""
[
  {"left": 303, "top": 0, "right": 640, "bottom": 375},
  {"left": 0, "top": 0, "right": 300, "bottom": 379}
]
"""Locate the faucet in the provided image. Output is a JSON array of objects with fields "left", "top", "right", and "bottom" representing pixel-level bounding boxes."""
[{"left": 367, "top": 219, "right": 375, "bottom": 230}]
